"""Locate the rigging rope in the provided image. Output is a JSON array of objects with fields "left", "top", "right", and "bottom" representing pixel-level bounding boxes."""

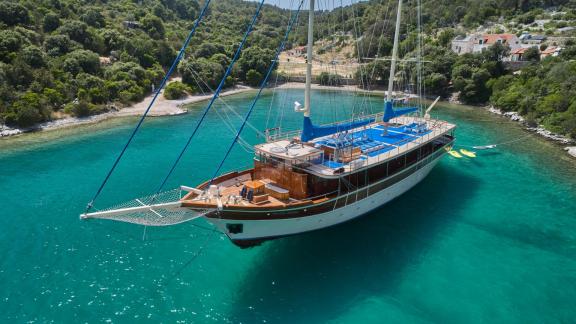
[
  {"left": 85, "top": 0, "right": 212, "bottom": 212},
  {"left": 154, "top": 0, "right": 267, "bottom": 195},
  {"left": 209, "top": 0, "right": 306, "bottom": 183}
]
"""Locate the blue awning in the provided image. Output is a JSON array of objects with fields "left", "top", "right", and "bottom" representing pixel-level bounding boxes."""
[
  {"left": 301, "top": 117, "right": 375, "bottom": 142},
  {"left": 383, "top": 101, "right": 418, "bottom": 122}
]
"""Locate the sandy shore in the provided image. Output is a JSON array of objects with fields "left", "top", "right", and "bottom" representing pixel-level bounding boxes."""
[{"left": 0, "top": 84, "right": 255, "bottom": 138}]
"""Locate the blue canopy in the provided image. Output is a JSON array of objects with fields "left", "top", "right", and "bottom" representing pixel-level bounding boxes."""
[
  {"left": 301, "top": 117, "right": 375, "bottom": 142},
  {"left": 383, "top": 100, "right": 418, "bottom": 122}
]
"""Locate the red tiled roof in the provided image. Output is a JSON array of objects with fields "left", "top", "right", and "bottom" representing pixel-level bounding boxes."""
[
  {"left": 540, "top": 46, "right": 560, "bottom": 55},
  {"left": 481, "top": 34, "right": 517, "bottom": 45},
  {"left": 511, "top": 47, "right": 529, "bottom": 54}
]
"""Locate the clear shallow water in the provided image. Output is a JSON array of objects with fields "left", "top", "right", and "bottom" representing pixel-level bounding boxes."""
[{"left": 1, "top": 89, "right": 575, "bottom": 323}]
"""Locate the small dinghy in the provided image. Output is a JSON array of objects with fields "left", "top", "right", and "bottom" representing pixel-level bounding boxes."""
[
  {"left": 459, "top": 149, "right": 476, "bottom": 158},
  {"left": 448, "top": 150, "right": 463, "bottom": 158},
  {"left": 473, "top": 144, "right": 497, "bottom": 150}
]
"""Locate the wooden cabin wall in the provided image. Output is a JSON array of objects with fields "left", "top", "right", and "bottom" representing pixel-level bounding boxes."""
[{"left": 253, "top": 160, "right": 309, "bottom": 200}]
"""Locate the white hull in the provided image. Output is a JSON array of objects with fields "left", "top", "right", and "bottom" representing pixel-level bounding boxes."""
[{"left": 206, "top": 154, "right": 443, "bottom": 244}]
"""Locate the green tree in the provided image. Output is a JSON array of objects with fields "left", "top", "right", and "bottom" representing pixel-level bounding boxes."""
[
  {"left": 194, "top": 43, "right": 225, "bottom": 59},
  {"left": 437, "top": 29, "right": 456, "bottom": 48},
  {"left": 43, "top": 12, "right": 61, "bottom": 32},
  {"left": 66, "top": 50, "right": 100, "bottom": 75},
  {"left": 57, "top": 20, "right": 90, "bottom": 44},
  {"left": 238, "top": 46, "right": 275, "bottom": 80},
  {"left": 9, "top": 92, "right": 46, "bottom": 127},
  {"left": 21, "top": 46, "right": 46, "bottom": 68},
  {"left": 0, "top": 2, "right": 29, "bottom": 26},
  {"left": 317, "top": 72, "right": 342, "bottom": 86},
  {"left": 523, "top": 47, "right": 540, "bottom": 61},
  {"left": 424, "top": 73, "right": 449, "bottom": 97},
  {"left": 245, "top": 69, "right": 263, "bottom": 86},
  {"left": 164, "top": 81, "right": 189, "bottom": 99},
  {"left": 0, "top": 30, "right": 26, "bottom": 63},
  {"left": 179, "top": 58, "right": 224, "bottom": 92},
  {"left": 81, "top": 9, "right": 106, "bottom": 28},
  {"left": 44, "top": 34, "right": 73, "bottom": 57},
  {"left": 141, "top": 14, "right": 165, "bottom": 40},
  {"left": 100, "top": 29, "right": 125, "bottom": 54}
]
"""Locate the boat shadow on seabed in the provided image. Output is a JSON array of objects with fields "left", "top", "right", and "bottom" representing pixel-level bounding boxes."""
[{"left": 227, "top": 165, "right": 480, "bottom": 323}]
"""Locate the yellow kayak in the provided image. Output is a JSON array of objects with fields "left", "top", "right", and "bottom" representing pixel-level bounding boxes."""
[
  {"left": 459, "top": 149, "right": 477, "bottom": 158},
  {"left": 448, "top": 150, "right": 462, "bottom": 158}
]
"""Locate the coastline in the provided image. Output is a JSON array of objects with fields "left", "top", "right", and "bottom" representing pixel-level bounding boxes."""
[
  {"left": 0, "top": 84, "right": 256, "bottom": 138},
  {"left": 485, "top": 105, "right": 576, "bottom": 158},
  {"left": 2, "top": 81, "right": 575, "bottom": 158},
  {"left": 0, "top": 82, "right": 386, "bottom": 138}
]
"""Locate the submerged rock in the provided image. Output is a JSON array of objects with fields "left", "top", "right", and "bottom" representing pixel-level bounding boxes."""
[
  {"left": 526, "top": 126, "right": 574, "bottom": 145},
  {"left": 565, "top": 147, "right": 576, "bottom": 158}
]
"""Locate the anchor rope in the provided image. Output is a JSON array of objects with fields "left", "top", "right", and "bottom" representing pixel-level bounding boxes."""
[
  {"left": 457, "top": 133, "right": 534, "bottom": 149},
  {"left": 85, "top": 0, "right": 212, "bottom": 212},
  {"left": 209, "top": 0, "right": 306, "bottom": 183},
  {"left": 154, "top": 0, "right": 267, "bottom": 195}
]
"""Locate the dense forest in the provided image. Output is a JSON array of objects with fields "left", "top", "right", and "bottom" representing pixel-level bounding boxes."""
[
  {"left": 1, "top": 0, "right": 575, "bottom": 137},
  {"left": 0, "top": 0, "right": 287, "bottom": 127}
]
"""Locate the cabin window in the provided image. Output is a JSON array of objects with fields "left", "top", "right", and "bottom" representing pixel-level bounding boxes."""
[
  {"left": 227, "top": 223, "right": 243, "bottom": 234},
  {"left": 388, "top": 156, "right": 405, "bottom": 175},
  {"left": 420, "top": 143, "right": 432, "bottom": 159},
  {"left": 368, "top": 162, "right": 387, "bottom": 183},
  {"left": 406, "top": 149, "right": 419, "bottom": 166}
]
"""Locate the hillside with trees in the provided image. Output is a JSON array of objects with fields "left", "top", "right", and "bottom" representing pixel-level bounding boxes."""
[
  {"left": 312, "top": 0, "right": 576, "bottom": 138},
  {"left": 1, "top": 0, "right": 575, "bottom": 138},
  {"left": 0, "top": 0, "right": 288, "bottom": 128}
]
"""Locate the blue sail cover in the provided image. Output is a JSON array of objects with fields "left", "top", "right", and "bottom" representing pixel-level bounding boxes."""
[
  {"left": 383, "top": 100, "right": 418, "bottom": 122},
  {"left": 301, "top": 117, "right": 375, "bottom": 142}
]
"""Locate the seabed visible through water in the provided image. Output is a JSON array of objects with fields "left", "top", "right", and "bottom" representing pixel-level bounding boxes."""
[{"left": 1, "top": 89, "right": 575, "bottom": 323}]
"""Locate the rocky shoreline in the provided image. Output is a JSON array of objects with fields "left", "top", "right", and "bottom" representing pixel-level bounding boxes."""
[
  {"left": 487, "top": 106, "right": 576, "bottom": 158},
  {"left": 0, "top": 84, "right": 253, "bottom": 138}
]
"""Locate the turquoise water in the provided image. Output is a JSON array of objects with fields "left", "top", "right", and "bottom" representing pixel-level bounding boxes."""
[{"left": 1, "top": 89, "right": 576, "bottom": 323}]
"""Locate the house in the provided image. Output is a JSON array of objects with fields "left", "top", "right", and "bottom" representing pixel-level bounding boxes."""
[
  {"left": 290, "top": 45, "right": 307, "bottom": 57},
  {"left": 451, "top": 35, "right": 474, "bottom": 54},
  {"left": 510, "top": 47, "right": 529, "bottom": 61},
  {"left": 540, "top": 46, "right": 562, "bottom": 59},
  {"left": 477, "top": 34, "right": 522, "bottom": 51},
  {"left": 519, "top": 33, "right": 547, "bottom": 44},
  {"left": 451, "top": 33, "right": 522, "bottom": 55}
]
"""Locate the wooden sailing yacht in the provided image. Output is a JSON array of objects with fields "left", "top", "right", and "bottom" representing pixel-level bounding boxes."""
[{"left": 81, "top": 0, "right": 456, "bottom": 247}]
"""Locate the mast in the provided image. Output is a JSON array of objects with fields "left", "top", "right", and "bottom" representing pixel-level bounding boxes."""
[
  {"left": 387, "top": 0, "right": 402, "bottom": 101},
  {"left": 304, "top": 0, "right": 315, "bottom": 117}
]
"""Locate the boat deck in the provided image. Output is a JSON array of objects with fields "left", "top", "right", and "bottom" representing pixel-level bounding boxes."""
[
  {"left": 183, "top": 174, "right": 307, "bottom": 209},
  {"left": 183, "top": 116, "right": 455, "bottom": 209},
  {"left": 305, "top": 116, "right": 455, "bottom": 176}
]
